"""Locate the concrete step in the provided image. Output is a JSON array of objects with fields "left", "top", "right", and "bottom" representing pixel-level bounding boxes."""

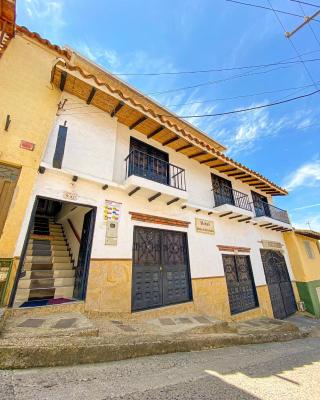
[
  {"left": 51, "top": 262, "right": 74, "bottom": 270},
  {"left": 25, "top": 256, "right": 52, "bottom": 263},
  {"left": 18, "top": 277, "right": 75, "bottom": 289},
  {"left": 15, "top": 286, "right": 74, "bottom": 300},
  {"left": 21, "top": 269, "right": 75, "bottom": 280},
  {"left": 52, "top": 256, "right": 72, "bottom": 263}
]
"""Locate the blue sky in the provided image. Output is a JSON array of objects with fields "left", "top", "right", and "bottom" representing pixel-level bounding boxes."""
[{"left": 17, "top": 0, "right": 320, "bottom": 230}]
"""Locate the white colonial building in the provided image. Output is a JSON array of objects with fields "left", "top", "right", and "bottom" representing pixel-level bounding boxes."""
[{"left": 10, "top": 51, "right": 298, "bottom": 321}]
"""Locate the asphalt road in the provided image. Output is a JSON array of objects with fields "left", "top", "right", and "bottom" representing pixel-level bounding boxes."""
[{"left": 1, "top": 336, "right": 320, "bottom": 400}]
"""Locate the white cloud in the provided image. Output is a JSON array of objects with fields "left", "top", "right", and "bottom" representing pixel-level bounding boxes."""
[
  {"left": 284, "top": 159, "right": 320, "bottom": 191},
  {"left": 292, "top": 203, "right": 320, "bottom": 211},
  {"left": 23, "top": 0, "right": 66, "bottom": 34}
]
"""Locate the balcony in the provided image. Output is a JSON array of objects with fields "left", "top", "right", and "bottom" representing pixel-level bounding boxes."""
[
  {"left": 211, "top": 185, "right": 253, "bottom": 220},
  {"left": 124, "top": 149, "right": 188, "bottom": 204},
  {"left": 251, "top": 200, "right": 291, "bottom": 230}
]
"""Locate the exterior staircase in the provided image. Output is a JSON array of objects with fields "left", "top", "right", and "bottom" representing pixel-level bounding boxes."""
[{"left": 14, "top": 216, "right": 75, "bottom": 306}]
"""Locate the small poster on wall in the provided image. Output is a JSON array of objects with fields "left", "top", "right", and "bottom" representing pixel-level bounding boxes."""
[
  {"left": 195, "top": 218, "right": 215, "bottom": 235},
  {"left": 104, "top": 200, "right": 122, "bottom": 245}
]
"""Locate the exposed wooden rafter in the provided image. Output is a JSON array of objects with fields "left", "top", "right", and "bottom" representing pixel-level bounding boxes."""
[
  {"left": 110, "top": 101, "right": 125, "bottom": 117},
  {"left": 148, "top": 192, "right": 161, "bottom": 202},
  {"left": 86, "top": 87, "right": 96, "bottom": 104},
  {"left": 60, "top": 71, "right": 67, "bottom": 91},
  {"left": 189, "top": 151, "right": 206, "bottom": 159},
  {"left": 211, "top": 163, "right": 228, "bottom": 169},
  {"left": 218, "top": 167, "right": 237, "bottom": 173},
  {"left": 175, "top": 144, "right": 193, "bottom": 152},
  {"left": 167, "top": 197, "right": 179, "bottom": 205},
  {"left": 147, "top": 125, "right": 164, "bottom": 139},
  {"left": 128, "top": 186, "right": 140, "bottom": 196},
  {"left": 162, "top": 136, "right": 179, "bottom": 146},
  {"left": 129, "top": 116, "right": 148, "bottom": 130},
  {"left": 200, "top": 157, "right": 218, "bottom": 164},
  {"left": 236, "top": 174, "right": 251, "bottom": 180}
]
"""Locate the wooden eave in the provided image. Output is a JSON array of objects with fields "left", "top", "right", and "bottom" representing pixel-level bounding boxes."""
[
  {"left": 51, "top": 61, "right": 288, "bottom": 196},
  {"left": 0, "top": 0, "right": 15, "bottom": 37}
]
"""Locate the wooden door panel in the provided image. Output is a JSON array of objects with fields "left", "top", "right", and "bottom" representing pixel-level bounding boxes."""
[
  {"left": 132, "top": 227, "right": 191, "bottom": 311},
  {"left": 223, "top": 255, "right": 258, "bottom": 315},
  {"left": 260, "top": 249, "right": 296, "bottom": 319}
]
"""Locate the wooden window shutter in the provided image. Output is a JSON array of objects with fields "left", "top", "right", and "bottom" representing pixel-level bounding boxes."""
[
  {"left": 0, "top": 165, "right": 20, "bottom": 237},
  {"left": 53, "top": 125, "right": 68, "bottom": 169}
]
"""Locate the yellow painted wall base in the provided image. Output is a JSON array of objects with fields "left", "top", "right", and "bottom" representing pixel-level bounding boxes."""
[
  {"left": 85, "top": 259, "right": 133, "bottom": 313},
  {"left": 85, "top": 261, "right": 275, "bottom": 321}
]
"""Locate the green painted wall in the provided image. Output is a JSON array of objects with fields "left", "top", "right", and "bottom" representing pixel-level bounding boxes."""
[{"left": 296, "top": 280, "right": 320, "bottom": 318}]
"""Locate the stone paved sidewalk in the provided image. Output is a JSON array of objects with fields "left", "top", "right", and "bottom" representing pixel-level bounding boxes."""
[{"left": 0, "top": 309, "right": 309, "bottom": 369}]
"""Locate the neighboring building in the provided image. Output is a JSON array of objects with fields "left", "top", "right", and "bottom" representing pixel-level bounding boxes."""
[
  {"left": 0, "top": 0, "right": 71, "bottom": 304},
  {"left": 284, "top": 230, "right": 320, "bottom": 318},
  {"left": 1, "top": 1, "right": 300, "bottom": 321}
]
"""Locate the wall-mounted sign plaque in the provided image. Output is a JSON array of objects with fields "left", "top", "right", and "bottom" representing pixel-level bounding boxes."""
[
  {"left": 195, "top": 218, "right": 215, "bottom": 235},
  {"left": 63, "top": 191, "right": 78, "bottom": 201}
]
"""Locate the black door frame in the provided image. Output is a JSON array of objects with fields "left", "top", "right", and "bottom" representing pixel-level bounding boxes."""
[
  {"left": 8, "top": 195, "right": 96, "bottom": 307},
  {"left": 131, "top": 225, "right": 193, "bottom": 312}
]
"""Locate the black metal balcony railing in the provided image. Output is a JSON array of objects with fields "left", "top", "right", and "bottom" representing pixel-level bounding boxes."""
[
  {"left": 251, "top": 201, "right": 290, "bottom": 224},
  {"left": 212, "top": 184, "right": 252, "bottom": 212},
  {"left": 125, "top": 149, "right": 186, "bottom": 191}
]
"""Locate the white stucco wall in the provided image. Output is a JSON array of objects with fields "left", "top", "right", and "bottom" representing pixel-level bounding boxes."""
[
  {"left": 14, "top": 95, "right": 292, "bottom": 288},
  {"left": 15, "top": 168, "right": 294, "bottom": 288}
]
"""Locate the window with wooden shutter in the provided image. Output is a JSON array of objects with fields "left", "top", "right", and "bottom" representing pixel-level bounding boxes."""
[
  {"left": 0, "top": 164, "right": 21, "bottom": 237},
  {"left": 304, "top": 241, "right": 315, "bottom": 259}
]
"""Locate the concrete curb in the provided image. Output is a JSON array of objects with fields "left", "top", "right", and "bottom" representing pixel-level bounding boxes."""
[{"left": 0, "top": 330, "right": 308, "bottom": 370}]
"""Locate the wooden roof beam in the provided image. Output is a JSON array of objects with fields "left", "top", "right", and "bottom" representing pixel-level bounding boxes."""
[
  {"left": 242, "top": 178, "right": 260, "bottom": 183},
  {"left": 236, "top": 174, "right": 252, "bottom": 180},
  {"left": 218, "top": 167, "right": 237, "bottom": 173},
  {"left": 110, "top": 101, "right": 125, "bottom": 117},
  {"left": 147, "top": 125, "right": 164, "bottom": 139},
  {"left": 162, "top": 136, "right": 180, "bottom": 146},
  {"left": 176, "top": 144, "right": 193, "bottom": 152},
  {"left": 60, "top": 71, "right": 67, "bottom": 91},
  {"left": 200, "top": 157, "right": 218, "bottom": 164},
  {"left": 86, "top": 87, "right": 96, "bottom": 105},
  {"left": 211, "top": 163, "right": 228, "bottom": 169},
  {"left": 189, "top": 151, "right": 207, "bottom": 159},
  {"left": 129, "top": 116, "right": 148, "bottom": 130},
  {"left": 227, "top": 172, "right": 246, "bottom": 177}
]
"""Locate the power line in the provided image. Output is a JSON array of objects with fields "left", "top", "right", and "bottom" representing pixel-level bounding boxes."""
[
  {"left": 146, "top": 64, "right": 305, "bottom": 96},
  {"left": 110, "top": 52, "right": 320, "bottom": 76},
  {"left": 225, "top": 0, "right": 320, "bottom": 22},
  {"left": 174, "top": 89, "right": 320, "bottom": 118},
  {"left": 267, "top": 0, "right": 319, "bottom": 89},
  {"left": 297, "top": 1, "right": 320, "bottom": 47},
  {"left": 287, "top": 0, "right": 320, "bottom": 8},
  {"left": 164, "top": 82, "right": 318, "bottom": 107},
  {"left": 60, "top": 88, "right": 320, "bottom": 118}
]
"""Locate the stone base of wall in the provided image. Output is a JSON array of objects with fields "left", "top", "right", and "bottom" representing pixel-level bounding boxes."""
[
  {"left": 191, "top": 277, "right": 274, "bottom": 321},
  {"left": 85, "top": 261, "right": 275, "bottom": 321},
  {"left": 85, "top": 259, "right": 133, "bottom": 313},
  {"left": 296, "top": 280, "right": 320, "bottom": 318}
]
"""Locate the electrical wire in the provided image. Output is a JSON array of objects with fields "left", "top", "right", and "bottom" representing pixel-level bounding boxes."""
[
  {"left": 287, "top": 0, "right": 320, "bottom": 8},
  {"left": 225, "top": 0, "right": 320, "bottom": 22},
  {"left": 59, "top": 88, "right": 320, "bottom": 118},
  {"left": 62, "top": 81, "right": 319, "bottom": 112},
  {"left": 267, "top": 0, "right": 319, "bottom": 90},
  {"left": 110, "top": 52, "right": 320, "bottom": 76},
  {"left": 297, "top": 1, "right": 320, "bottom": 48}
]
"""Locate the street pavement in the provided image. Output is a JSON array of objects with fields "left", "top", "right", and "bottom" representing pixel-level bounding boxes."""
[{"left": 1, "top": 335, "right": 320, "bottom": 399}]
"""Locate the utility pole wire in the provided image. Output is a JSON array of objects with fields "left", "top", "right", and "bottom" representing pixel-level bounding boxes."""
[
  {"left": 225, "top": 0, "right": 320, "bottom": 22},
  {"left": 296, "top": 1, "right": 320, "bottom": 47},
  {"left": 285, "top": 9, "right": 320, "bottom": 38},
  {"left": 288, "top": 0, "right": 320, "bottom": 8},
  {"left": 60, "top": 89, "right": 320, "bottom": 118},
  {"left": 267, "top": 0, "right": 319, "bottom": 89}
]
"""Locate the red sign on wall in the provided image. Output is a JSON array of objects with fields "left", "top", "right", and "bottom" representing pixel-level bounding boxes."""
[{"left": 20, "top": 140, "right": 35, "bottom": 151}]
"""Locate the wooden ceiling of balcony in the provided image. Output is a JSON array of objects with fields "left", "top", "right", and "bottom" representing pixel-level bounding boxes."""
[
  {"left": 52, "top": 65, "right": 287, "bottom": 196},
  {"left": 0, "top": 0, "right": 15, "bottom": 37}
]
